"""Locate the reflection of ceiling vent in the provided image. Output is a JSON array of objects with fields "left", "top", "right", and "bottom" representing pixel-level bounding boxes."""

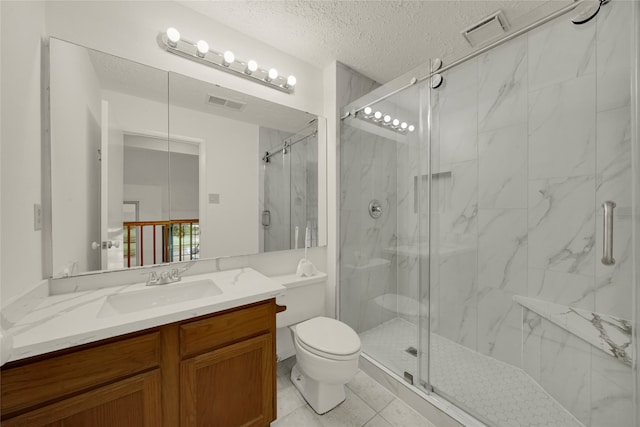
[
  {"left": 462, "top": 10, "right": 509, "bottom": 47},
  {"left": 206, "top": 94, "right": 246, "bottom": 111}
]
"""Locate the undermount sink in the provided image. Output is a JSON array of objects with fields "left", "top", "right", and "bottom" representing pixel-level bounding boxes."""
[{"left": 98, "top": 279, "right": 223, "bottom": 317}]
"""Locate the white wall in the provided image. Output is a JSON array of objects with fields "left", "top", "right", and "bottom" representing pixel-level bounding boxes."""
[
  {"left": 169, "top": 152, "right": 199, "bottom": 220},
  {"left": 170, "top": 104, "right": 260, "bottom": 258},
  {"left": 123, "top": 145, "right": 171, "bottom": 221},
  {"left": 106, "top": 90, "right": 260, "bottom": 258},
  {"left": 0, "top": 2, "right": 46, "bottom": 303}
]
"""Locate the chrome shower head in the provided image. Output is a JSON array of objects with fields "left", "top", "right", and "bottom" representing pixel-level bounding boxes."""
[{"left": 571, "top": 0, "right": 609, "bottom": 25}]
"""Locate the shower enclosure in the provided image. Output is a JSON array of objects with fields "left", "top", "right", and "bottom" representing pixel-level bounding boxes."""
[
  {"left": 339, "top": 1, "right": 639, "bottom": 426},
  {"left": 259, "top": 124, "right": 318, "bottom": 252}
]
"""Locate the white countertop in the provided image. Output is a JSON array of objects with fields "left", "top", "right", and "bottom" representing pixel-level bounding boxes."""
[{"left": 5, "top": 267, "right": 286, "bottom": 363}]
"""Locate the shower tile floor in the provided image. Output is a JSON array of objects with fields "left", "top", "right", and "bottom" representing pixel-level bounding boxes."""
[{"left": 359, "top": 318, "right": 583, "bottom": 427}]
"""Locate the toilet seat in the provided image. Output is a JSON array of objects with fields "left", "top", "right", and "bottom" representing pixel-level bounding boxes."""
[{"left": 294, "top": 317, "right": 361, "bottom": 361}]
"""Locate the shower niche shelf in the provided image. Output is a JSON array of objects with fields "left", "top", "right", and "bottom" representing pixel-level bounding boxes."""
[{"left": 514, "top": 296, "right": 632, "bottom": 366}]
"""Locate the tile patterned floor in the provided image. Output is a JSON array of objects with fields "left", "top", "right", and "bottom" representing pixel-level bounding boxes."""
[
  {"left": 359, "top": 318, "right": 583, "bottom": 427},
  {"left": 272, "top": 356, "right": 437, "bottom": 427}
]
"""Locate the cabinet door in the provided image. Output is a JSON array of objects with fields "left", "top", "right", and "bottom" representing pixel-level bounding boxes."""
[
  {"left": 2, "top": 370, "right": 161, "bottom": 427},
  {"left": 181, "top": 333, "right": 274, "bottom": 427}
]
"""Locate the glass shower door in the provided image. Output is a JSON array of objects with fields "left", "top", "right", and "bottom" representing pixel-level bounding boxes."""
[
  {"left": 339, "top": 82, "right": 428, "bottom": 386},
  {"left": 427, "top": 1, "right": 636, "bottom": 426}
]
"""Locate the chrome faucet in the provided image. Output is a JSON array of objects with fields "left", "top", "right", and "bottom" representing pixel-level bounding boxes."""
[
  {"left": 145, "top": 262, "right": 195, "bottom": 286},
  {"left": 145, "top": 269, "right": 180, "bottom": 286}
]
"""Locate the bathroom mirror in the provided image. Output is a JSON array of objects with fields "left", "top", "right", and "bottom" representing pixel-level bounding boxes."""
[{"left": 48, "top": 38, "right": 325, "bottom": 277}]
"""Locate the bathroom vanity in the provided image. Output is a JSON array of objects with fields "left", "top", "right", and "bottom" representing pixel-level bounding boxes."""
[{"left": 0, "top": 268, "right": 285, "bottom": 427}]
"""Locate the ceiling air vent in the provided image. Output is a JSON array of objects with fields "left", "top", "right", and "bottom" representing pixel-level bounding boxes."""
[
  {"left": 206, "top": 94, "right": 246, "bottom": 111},
  {"left": 462, "top": 10, "right": 509, "bottom": 48}
]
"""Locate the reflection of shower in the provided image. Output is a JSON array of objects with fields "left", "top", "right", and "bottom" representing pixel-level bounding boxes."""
[
  {"left": 262, "top": 129, "right": 318, "bottom": 163},
  {"left": 571, "top": 0, "right": 609, "bottom": 25}
]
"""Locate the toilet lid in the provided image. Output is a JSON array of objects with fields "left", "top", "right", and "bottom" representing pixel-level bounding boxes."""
[{"left": 295, "top": 317, "right": 361, "bottom": 356}]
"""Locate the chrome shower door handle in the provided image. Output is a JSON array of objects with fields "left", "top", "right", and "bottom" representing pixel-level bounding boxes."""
[{"left": 601, "top": 201, "right": 616, "bottom": 266}]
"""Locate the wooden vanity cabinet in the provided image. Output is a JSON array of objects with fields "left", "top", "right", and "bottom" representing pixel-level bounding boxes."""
[
  {"left": 1, "top": 299, "right": 278, "bottom": 427},
  {"left": 179, "top": 298, "right": 276, "bottom": 427}
]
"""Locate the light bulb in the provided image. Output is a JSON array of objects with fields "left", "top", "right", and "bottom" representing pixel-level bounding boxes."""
[
  {"left": 392, "top": 119, "right": 400, "bottom": 127},
  {"left": 408, "top": 125, "right": 415, "bottom": 132},
  {"left": 383, "top": 115, "right": 391, "bottom": 123},
  {"left": 166, "top": 27, "right": 180, "bottom": 47},
  {"left": 267, "top": 68, "right": 278, "bottom": 81},
  {"left": 401, "top": 122, "right": 408, "bottom": 129},
  {"left": 364, "top": 107, "right": 372, "bottom": 116},
  {"left": 196, "top": 40, "right": 209, "bottom": 57},
  {"left": 374, "top": 111, "right": 382, "bottom": 120},
  {"left": 246, "top": 60, "right": 258, "bottom": 74},
  {"left": 223, "top": 50, "right": 235, "bottom": 66},
  {"left": 286, "top": 75, "right": 297, "bottom": 87}
]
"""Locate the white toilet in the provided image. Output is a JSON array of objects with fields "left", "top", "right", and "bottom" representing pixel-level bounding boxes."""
[{"left": 275, "top": 274, "right": 361, "bottom": 414}]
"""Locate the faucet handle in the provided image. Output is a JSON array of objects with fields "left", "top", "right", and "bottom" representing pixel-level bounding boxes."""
[{"left": 145, "top": 271, "right": 159, "bottom": 286}]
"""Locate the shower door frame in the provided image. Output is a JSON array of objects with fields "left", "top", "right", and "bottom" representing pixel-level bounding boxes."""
[{"left": 632, "top": 0, "right": 640, "bottom": 424}]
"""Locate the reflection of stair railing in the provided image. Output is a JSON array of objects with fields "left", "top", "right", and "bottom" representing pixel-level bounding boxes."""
[{"left": 123, "top": 219, "right": 199, "bottom": 268}]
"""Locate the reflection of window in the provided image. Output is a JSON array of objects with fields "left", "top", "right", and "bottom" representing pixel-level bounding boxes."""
[
  {"left": 169, "top": 223, "right": 200, "bottom": 262},
  {"left": 123, "top": 226, "right": 137, "bottom": 259},
  {"left": 122, "top": 202, "right": 140, "bottom": 266},
  {"left": 122, "top": 219, "right": 200, "bottom": 268}
]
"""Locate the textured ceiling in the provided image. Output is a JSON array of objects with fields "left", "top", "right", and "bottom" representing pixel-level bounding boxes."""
[{"left": 178, "top": 0, "right": 572, "bottom": 83}]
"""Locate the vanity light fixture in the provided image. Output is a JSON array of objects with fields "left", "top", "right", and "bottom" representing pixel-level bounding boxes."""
[
  {"left": 196, "top": 40, "right": 209, "bottom": 58},
  {"left": 245, "top": 60, "right": 258, "bottom": 75},
  {"left": 266, "top": 68, "right": 278, "bottom": 82},
  {"left": 159, "top": 28, "right": 297, "bottom": 94},
  {"left": 356, "top": 109, "right": 415, "bottom": 134},
  {"left": 285, "top": 75, "right": 297, "bottom": 89},
  {"left": 166, "top": 27, "right": 180, "bottom": 47}
]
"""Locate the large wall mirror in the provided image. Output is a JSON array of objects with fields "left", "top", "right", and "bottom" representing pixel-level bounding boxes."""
[{"left": 49, "top": 38, "right": 326, "bottom": 277}]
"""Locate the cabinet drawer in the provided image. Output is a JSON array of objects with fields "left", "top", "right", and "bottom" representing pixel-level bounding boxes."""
[
  {"left": 180, "top": 301, "right": 275, "bottom": 358},
  {"left": 2, "top": 369, "right": 162, "bottom": 427},
  {"left": 1, "top": 331, "right": 161, "bottom": 417}
]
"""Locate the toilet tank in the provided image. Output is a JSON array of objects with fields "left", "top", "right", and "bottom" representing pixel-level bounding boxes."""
[{"left": 273, "top": 273, "right": 327, "bottom": 328}]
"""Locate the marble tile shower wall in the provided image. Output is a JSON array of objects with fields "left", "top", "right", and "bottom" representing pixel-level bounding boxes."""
[
  {"left": 340, "top": 124, "right": 399, "bottom": 333},
  {"left": 259, "top": 127, "right": 294, "bottom": 252},
  {"left": 431, "top": 2, "right": 633, "bottom": 425},
  {"left": 337, "top": 63, "right": 404, "bottom": 335}
]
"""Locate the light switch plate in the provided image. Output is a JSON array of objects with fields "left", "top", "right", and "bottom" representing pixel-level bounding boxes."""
[{"left": 208, "top": 193, "right": 220, "bottom": 204}]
